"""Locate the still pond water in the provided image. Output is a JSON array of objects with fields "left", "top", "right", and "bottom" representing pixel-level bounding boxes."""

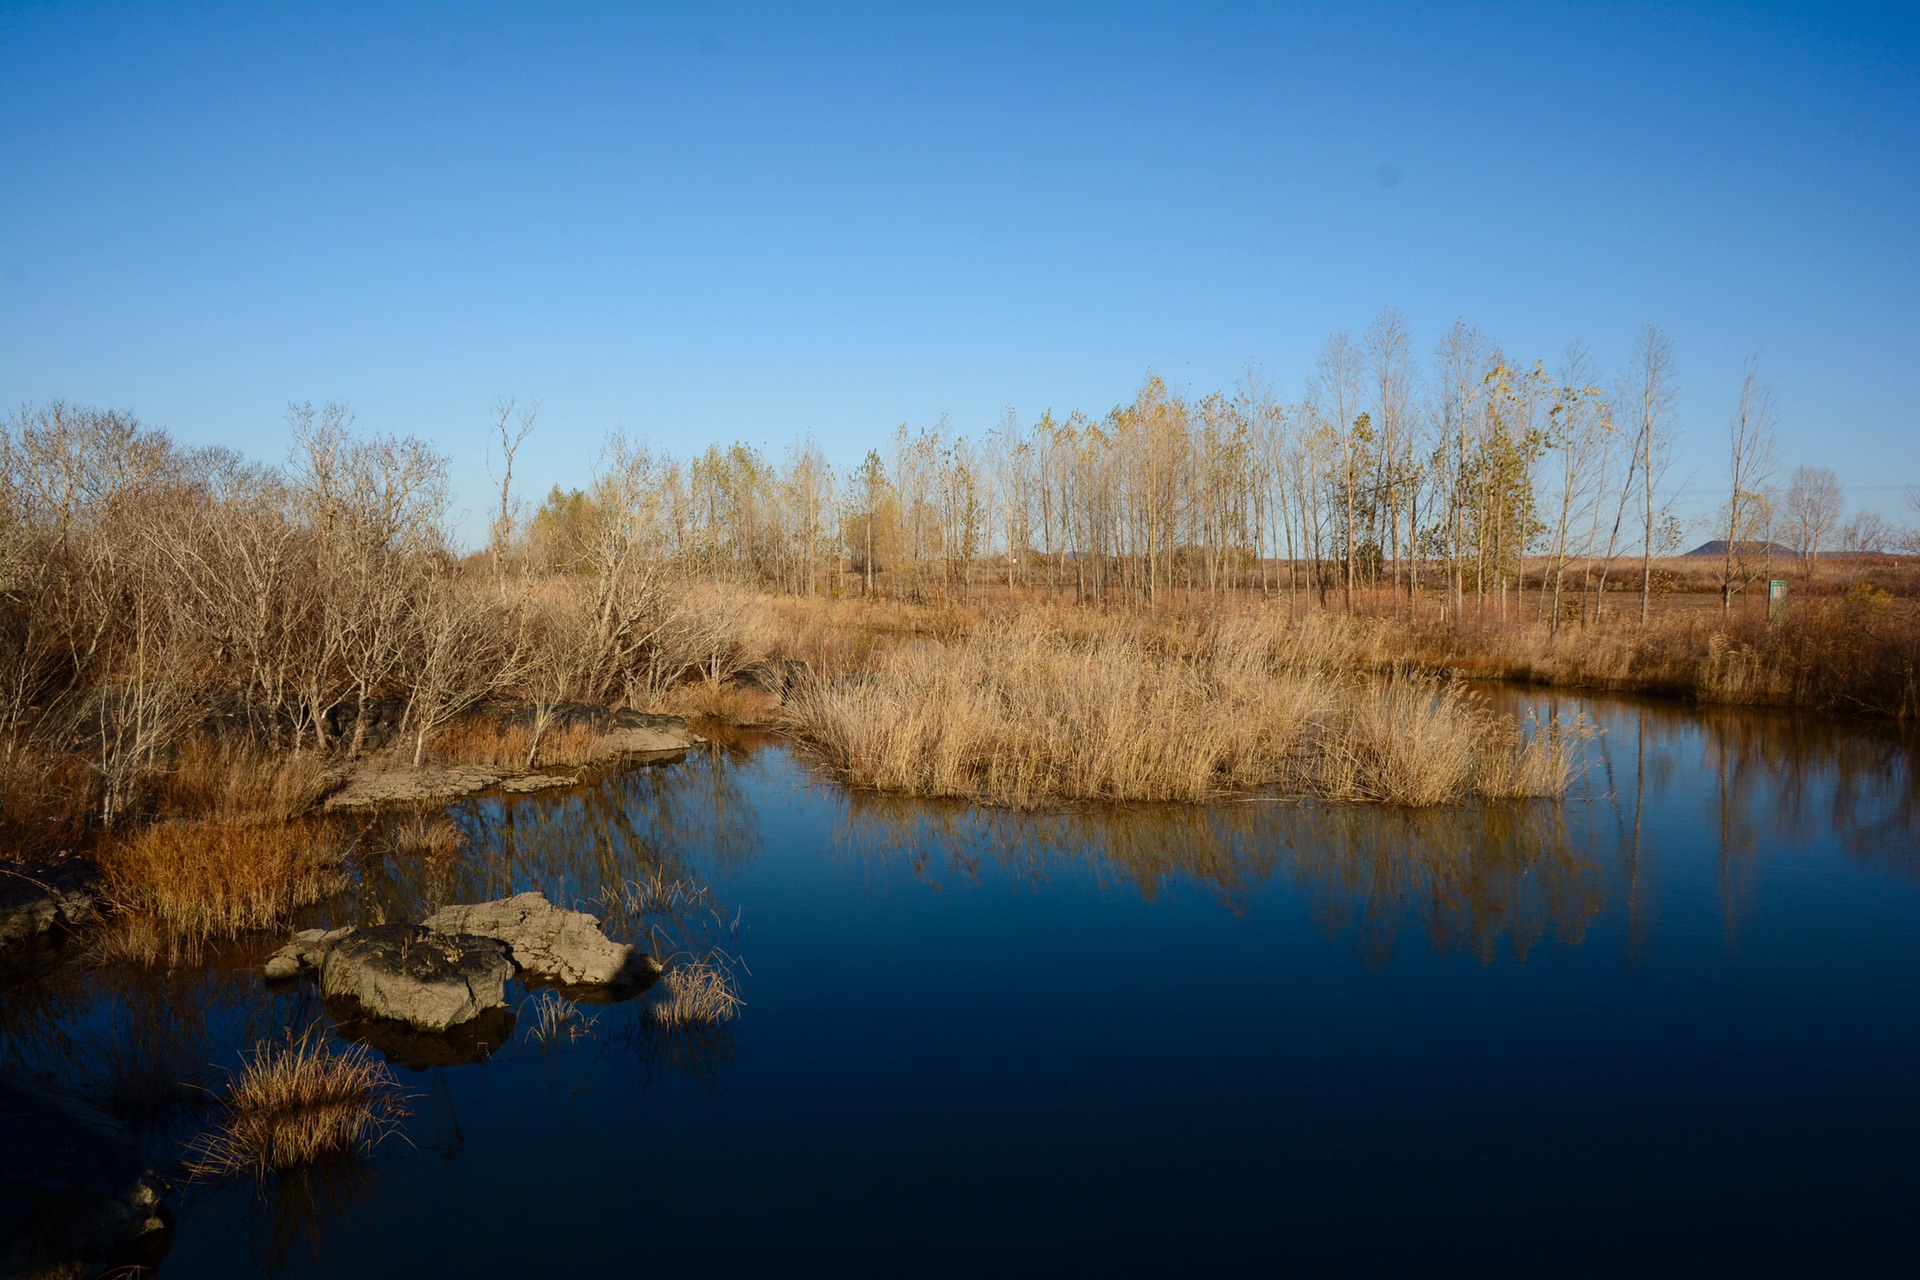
[{"left": 8, "top": 691, "right": 1920, "bottom": 1276}]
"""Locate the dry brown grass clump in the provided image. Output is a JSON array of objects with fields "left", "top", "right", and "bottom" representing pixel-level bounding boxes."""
[
  {"left": 185, "top": 1027, "right": 408, "bottom": 1180},
  {"left": 650, "top": 957, "right": 745, "bottom": 1027},
  {"left": 157, "top": 734, "right": 335, "bottom": 823},
  {"left": 524, "top": 990, "right": 597, "bottom": 1050},
  {"left": 653, "top": 679, "right": 782, "bottom": 724},
  {"left": 96, "top": 819, "right": 349, "bottom": 963},
  {"left": 428, "top": 718, "right": 601, "bottom": 768},
  {"left": 785, "top": 615, "right": 1575, "bottom": 808},
  {"left": 387, "top": 813, "right": 466, "bottom": 860}
]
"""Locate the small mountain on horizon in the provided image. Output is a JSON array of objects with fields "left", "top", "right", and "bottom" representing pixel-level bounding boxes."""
[{"left": 1684, "top": 539, "right": 1801, "bottom": 558}]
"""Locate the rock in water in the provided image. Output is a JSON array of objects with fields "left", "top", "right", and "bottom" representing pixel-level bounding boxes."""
[
  {"left": 0, "top": 1076, "right": 169, "bottom": 1277},
  {"left": 320, "top": 924, "right": 512, "bottom": 1032},
  {"left": 0, "top": 859, "right": 104, "bottom": 952},
  {"left": 263, "top": 925, "right": 357, "bottom": 980},
  {"left": 423, "top": 891, "right": 650, "bottom": 986}
]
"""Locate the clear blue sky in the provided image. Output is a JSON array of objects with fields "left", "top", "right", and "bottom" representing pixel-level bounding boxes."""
[{"left": 3, "top": 1, "right": 1916, "bottom": 540}]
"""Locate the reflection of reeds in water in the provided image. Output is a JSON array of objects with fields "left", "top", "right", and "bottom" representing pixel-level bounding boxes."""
[
  {"left": 185, "top": 1026, "right": 408, "bottom": 1181},
  {"left": 787, "top": 615, "right": 1581, "bottom": 808},
  {"left": 231, "top": 1148, "right": 381, "bottom": 1275},
  {"left": 832, "top": 783, "right": 1606, "bottom": 966}
]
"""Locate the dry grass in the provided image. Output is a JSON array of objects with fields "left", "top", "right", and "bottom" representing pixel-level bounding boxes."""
[
  {"left": 0, "top": 747, "right": 97, "bottom": 862},
  {"left": 784, "top": 614, "right": 1574, "bottom": 808},
  {"left": 387, "top": 813, "right": 466, "bottom": 860},
  {"left": 650, "top": 956, "right": 745, "bottom": 1027},
  {"left": 1352, "top": 592, "right": 1920, "bottom": 719},
  {"left": 185, "top": 1027, "right": 408, "bottom": 1180},
  {"left": 96, "top": 819, "right": 350, "bottom": 963},
  {"left": 523, "top": 990, "right": 596, "bottom": 1050},
  {"left": 653, "top": 680, "right": 781, "bottom": 723},
  {"left": 156, "top": 733, "right": 335, "bottom": 823},
  {"left": 427, "top": 718, "right": 603, "bottom": 768}
]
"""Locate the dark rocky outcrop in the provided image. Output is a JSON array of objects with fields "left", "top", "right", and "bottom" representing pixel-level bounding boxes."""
[
  {"left": 324, "top": 695, "right": 410, "bottom": 752},
  {"left": 0, "top": 860, "right": 105, "bottom": 965},
  {"left": 320, "top": 925, "right": 512, "bottom": 1034},
  {"left": 0, "top": 1074, "right": 170, "bottom": 1279}
]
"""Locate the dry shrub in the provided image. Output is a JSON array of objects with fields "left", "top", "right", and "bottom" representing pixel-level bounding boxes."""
[
  {"left": 650, "top": 956, "right": 745, "bottom": 1027},
  {"left": 157, "top": 733, "right": 333, "bottom": 822},
  {"left": 786, "top": 615, "right": 1574, "bottom": 808},
  {"left": 186, "top": 1027, "right": 408, "bottom": 1180},
  {"left": 99, "top": 819, "right": 349, "bottom": 961},
  {"left": 0, "top": 746, "right": 96, "bottom": 861}
]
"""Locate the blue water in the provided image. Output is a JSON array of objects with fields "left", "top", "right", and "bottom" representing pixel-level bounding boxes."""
[{"left": 10, "top": 693, "right": 1920, "bottom": 1276}]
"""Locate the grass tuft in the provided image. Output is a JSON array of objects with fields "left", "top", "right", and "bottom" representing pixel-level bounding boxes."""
[
  {"left": 185, "top": 1027, "right": 408, "bottom": 1180},
  {"left": 523, "top": 990, "right": 596, "bottom": 1050},
  {"left": 650, "top": 955, "right": 745, "bottom": 1027}
]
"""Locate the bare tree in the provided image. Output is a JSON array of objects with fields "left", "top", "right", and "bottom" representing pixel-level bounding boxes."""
[
  {"left": 1365, "top": 308, "right": 1417, "bottom": 607},
  {"left": 1309, "top": 334, "right": 1368, "bottom": 616},
  {"left": 487, "top": 397, "right": 538, "bottom": 590},
  {"left": 1624, "top": 325, "right": 1679, "bottom": 623},
  {"left": 1837, "top": 509, "right": 1891, "bottom": 555},
  {"left": 402, "top": 576, "right": 518, "bottom": 767},
  {"left": 1718, "top": 356, "right": 1780, "bottom": 614},
  {"left": 1781, "top": 464, "right": 1843, "bottom": 576},
  {"left": 1539, "top": 341, "right": 1610, "bottom": 637}
]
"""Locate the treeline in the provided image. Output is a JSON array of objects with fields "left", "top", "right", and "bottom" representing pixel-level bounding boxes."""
[
  {"left": 5, "top": 312, "right": 1914, "bottom": 840},
  {"left": 520, "top": 312, "right": 1912, "bottom": 624}
]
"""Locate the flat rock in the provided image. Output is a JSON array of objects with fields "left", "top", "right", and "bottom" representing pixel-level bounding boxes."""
[
  {"left": 263, "top": 925, "right": 357, "bottom": 980},
  {"left": 423, "top": 891, "right": 653, "bottom": 986},
  {"left": 497, "top": 773, "right": 576, "bottom": 794},
  {"left": 0, "top": 859, "right": 105, "bottom": 953},
  {"left": 594, "top": 724, "right": 698, "bottom": 757},
  {"left": 323, "top": 765, "right": 503, "bottom": 811},
  {"left": 320, "top": 924, "right": 511, "bottom": 1032}
]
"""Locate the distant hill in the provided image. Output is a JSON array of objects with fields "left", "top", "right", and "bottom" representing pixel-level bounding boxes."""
[{"left": 1685, "top": 539, "right": 1799, "bottom": 558}]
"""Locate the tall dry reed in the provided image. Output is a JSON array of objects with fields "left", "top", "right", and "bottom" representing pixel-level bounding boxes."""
[
  {"left": 784, "top": 615, "right": 1576, "bottom": 808},
  {"left": 97, "top": 819, "right": 349, "bottom": 963}
]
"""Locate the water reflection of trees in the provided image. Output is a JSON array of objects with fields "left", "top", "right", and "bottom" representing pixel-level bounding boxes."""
[
  {"left": 1690, "top": 704, "right": 1920, "bottom": 877},
  {"left": 828, "top": 789, "right": 1606, "bottom": 967},
  {"left": 357, "top": 746, "right": 763, "bottom": 923}
]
